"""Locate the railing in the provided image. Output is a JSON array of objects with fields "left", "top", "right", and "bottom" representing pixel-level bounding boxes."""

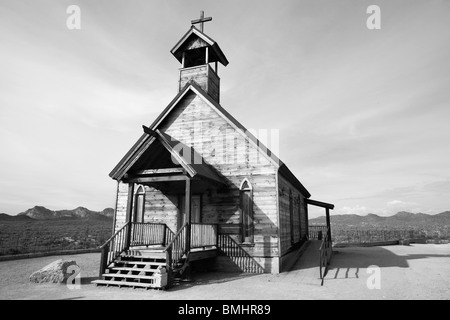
[
  {"left": 319, "top": 226, "right": 332, "bottom": 285},
  {"left": 99, "top": 222, "right": 130, "bottom": 277},
  {"left": 191, "top": 223, "right": 217, "bottom": 248},
  {"left": 217, "top": 234, "right": 264, "bottom": 273},
  {"left": 130, "top": 222, "right": 166, "bottom": 247},
  {"left": 99, "top": 222, "right": 175, "bottom": 277},
  {"left": 165, "top": 223, "right": 188, "bottom": 270},
  {"left": 99, "top": 221, "right": 219, "bottom": 278},
  {"left": 165, "top": 226, "right": 175, "bottom": 247},
  {"left": 309, "top": 225, "right": 328, "bottom": 240}
]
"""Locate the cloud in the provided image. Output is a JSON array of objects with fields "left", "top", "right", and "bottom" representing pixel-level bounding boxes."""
[
  {"left": 335, "top": 205, "right": 374, "bottom": 216},
  {"left": 387, "top": 200, "right": 410, "bottom": 207}
]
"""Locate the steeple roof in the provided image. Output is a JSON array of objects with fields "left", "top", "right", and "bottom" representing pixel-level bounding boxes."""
[{"left": 170, "top": 26, "right": 229, "bottom": 66}]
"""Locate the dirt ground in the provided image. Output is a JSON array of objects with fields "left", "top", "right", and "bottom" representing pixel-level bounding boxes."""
[{"left": 0, "top": 243, "right": 448, "bottom": 300}]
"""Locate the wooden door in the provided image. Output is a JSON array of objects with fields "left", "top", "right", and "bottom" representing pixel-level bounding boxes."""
[{"left": 178, "top": 195, "right": 201, "bottom": 229}]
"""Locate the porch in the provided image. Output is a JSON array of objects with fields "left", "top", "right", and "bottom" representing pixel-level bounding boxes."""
[
  {"left": 93, "top": 221, "right": 219, "bottom": 289},
  {"left": 93, "top": 127, "right": 266, "bottom": 289}
]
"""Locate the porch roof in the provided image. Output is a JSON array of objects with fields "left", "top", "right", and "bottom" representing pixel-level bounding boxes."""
[
  {"left": 306, "top": 199, "right": 335, "bottom": 210},
  {"left": 128, "top": 127, "right": 226, "bottom": 186}
]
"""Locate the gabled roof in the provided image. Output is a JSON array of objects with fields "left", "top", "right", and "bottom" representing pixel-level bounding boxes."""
[
  {"left": 171, "top": 26, "right": 229, "bottom": 66},
  {"left": 110, "top": 81, "right": 311, "bottom": 197},
  {"left": 156, "top": 130, "right": 225, "bottom": 185}
]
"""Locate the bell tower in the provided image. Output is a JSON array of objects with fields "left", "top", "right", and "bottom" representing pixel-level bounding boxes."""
[{"left": 170, "top": 11, "right": 229, "bottom": 103}]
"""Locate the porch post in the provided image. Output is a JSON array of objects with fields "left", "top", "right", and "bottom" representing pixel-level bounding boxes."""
[
  {"left": 185, "top": 178, "right": 191, "bottom": 252},
  {"left": 125, "top": 183, "right": 134, "bottom": 249},
  {"left": 305, "top": 202, "right": 309, "bottom": 239},
  {"left": 325, "top": 208, "right": 331, "bottom": 240}
]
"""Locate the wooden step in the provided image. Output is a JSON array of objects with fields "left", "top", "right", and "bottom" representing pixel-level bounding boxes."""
[
  {"left": 129, "top": 246, "right": 165, "bottom": 251},
  {"left": 120, "top": 254, "right": 166, "bottom": 261},
  {"left": 136, "top": 251, "right": 167, "bottom": 259},
  {"left": 109, "top": 267, "right": 158, "bottom": 273},
  {"left": 92, "top": 279, "right": 157, "bottom": 289},
  {"left": 103, "top": 273, "right": 157, "bottom": 281},
  {"left": 115, "top": 260, "right": 166, "bottom": 267}
]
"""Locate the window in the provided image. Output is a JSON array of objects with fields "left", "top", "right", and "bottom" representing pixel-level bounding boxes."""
[
  {"left": 240, "top": 178, "right": 253, "bottom": 243},
  {"left": 133, "top": 185, "right": 145, "bottom": 223}
]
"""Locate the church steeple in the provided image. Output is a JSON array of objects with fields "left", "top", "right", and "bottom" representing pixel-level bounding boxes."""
[{"left": 170, "top": 11, "right": 229, "bottom": 103}]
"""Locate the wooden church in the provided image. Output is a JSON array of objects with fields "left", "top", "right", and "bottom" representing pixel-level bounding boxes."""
[{"left": 93, "top": 12, "right": 334, "bottom": 290}]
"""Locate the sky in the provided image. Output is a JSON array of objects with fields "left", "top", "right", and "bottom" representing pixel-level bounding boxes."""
[{"left": 0, "top": 0, "right": 449, "bottom": 218}]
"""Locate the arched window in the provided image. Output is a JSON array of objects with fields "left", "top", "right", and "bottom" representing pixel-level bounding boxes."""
[
  {"left": 133, "top": 185, "right": 145, "bottom": 223},
  {"left": 240, "top": 178, "right": 253, "bottom": 243}
]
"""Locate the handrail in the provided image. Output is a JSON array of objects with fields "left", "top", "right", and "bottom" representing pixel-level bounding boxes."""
[
  {"left": 165, "top": 225, "right": 176, "bottom": 246},
  {"left": 100, "top": 222, "right": 130, "bottom": 249},
  {"left": 99, "top": 221, "right": 220, "bottom": 280},
  {"left": 319, "top": 226, "right": 332, "bottom": 285},
  {"left": 99, "top": 222, "right": 131, "bottom": 277},
  {"left": 217, "top": 233, "right": 264, "bottom": 273},
  {"left": 165, "top": 222, "right": 188, "bottom": 249},
  {"left": 99, "top": 222, "right": 173, "bottom": 277},
  {"left": 164, "top": 222, "right": 188, "bottom": 271}
]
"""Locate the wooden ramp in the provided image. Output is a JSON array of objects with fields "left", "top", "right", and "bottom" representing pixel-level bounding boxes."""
[{"left": 277, "top": 240, "right": 323, "bottom": 286}]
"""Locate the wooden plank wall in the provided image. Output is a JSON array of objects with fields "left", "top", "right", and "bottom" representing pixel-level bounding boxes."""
[
  {"left": 180, "top": 66, "right": 208, "bottom": 92},
  {"left": 299, "top": 194, "right": 307, "bottom": 238},
  {"left": 142, "top": 187, "right": 179, "bottom": 232},
  {"left": 207, "top": 67, "right": 220, "bottom": 102},
  {"left": 159, "top": 93, "right": 280, "bottom": 262},
  {"left": 277, "top": 173, "right": 307, "bottom": 256},
  {"left": 114, "top": 181, "right": 129, "bottom": 233},
  {"left": 114, "top": 182, "right": 179, "bottom": 233},
  {"left": 179, "top": 65, "right": 220, "bottom": 102}
]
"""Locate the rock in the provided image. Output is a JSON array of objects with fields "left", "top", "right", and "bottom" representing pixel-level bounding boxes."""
[{"left": 30, "top": 259, "right": 78, "bottom": 284}]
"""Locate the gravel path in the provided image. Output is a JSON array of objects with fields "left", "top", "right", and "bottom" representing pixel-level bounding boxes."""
[{"left": 0, "top": 244, "right": 448, "bottom": 300}]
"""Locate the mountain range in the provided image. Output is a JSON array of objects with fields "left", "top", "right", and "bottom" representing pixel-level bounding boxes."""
[
  {"left": 2, "top": 207, "right": 450, "bottom": 227},
  {"left": 309, "top": 211, "right": 450, "bottom": 228},
  {"left": 0, "top": 206, "right": 114, "bottom": 221}
]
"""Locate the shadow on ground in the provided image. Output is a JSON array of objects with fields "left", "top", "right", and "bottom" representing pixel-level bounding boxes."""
[
  {"left": 80, "top": 276, "right": 99, "bottom": 285},
  {"left": 326, "top": 245, "right": 450, "bottom": 280},
  {"left": 168, "top": 272, "right": 261, "bottom": 291}
]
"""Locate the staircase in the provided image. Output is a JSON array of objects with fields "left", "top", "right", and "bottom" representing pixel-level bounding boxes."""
[
  {"left": 92, "top": 222, "right": 192, "bottom": 290},
  {"left": 92, "top": 249, "right": 171, "bottom": 290},
  {"left": 92, "top": 222, "right": 264, "bottom": 290}
]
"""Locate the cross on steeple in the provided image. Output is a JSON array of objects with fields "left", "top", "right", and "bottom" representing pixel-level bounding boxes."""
[{"left": 191, "top": 10, "right": 212, "bottom": 32}]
